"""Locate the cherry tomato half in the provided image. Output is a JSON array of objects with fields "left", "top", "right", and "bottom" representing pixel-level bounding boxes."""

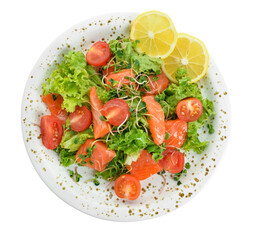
[
  {"left": 114, "top": 174, "right": 141, "bottom": 200},
  {"left": 176, "top": 98, "right": 203, "bottom": 122},
  {"left": 101, "top": 98, "right": 130, "bottom": 126},
  {"left": 41, "top": 115, "right": 63, "bottom": 150},
  {"left": 159, "top": 148, "right": 185, "bottom": 174},
  {"left": 86, "top": 41, "right": 111, "bottom": 66},
  {"left": 69, "top": 106, "right": 92, "bottom": 132}
]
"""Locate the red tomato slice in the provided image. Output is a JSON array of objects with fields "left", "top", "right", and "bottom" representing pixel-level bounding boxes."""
[
  {"left": 143, "top": 72, "right": 169, "bottom": 95},
  {"left": 159, "top": 148, "right": 185, "bottom": 174},
  {"left": 101, "top": 98, "right": 130, "bottom": 126},
  {"left": 127, "top": 150, "right": 162, "bottom": 180},
  {"left": 42, "top": 94, "right": 67, "bottom": 123},
  {"left": 86, "top": 41, "right": 111, "bottom": 66},
  {"left": 89, "top": 86, "right": 110, "bottom": 139},
  {"left": 114, "top": 174, "right": 141, "bottom": 200},
  {"left": 75, "top": 139, "right": 116, "bottom": 172},
  {"left": 165, "top": 119, "right": 187, "bottom": 148},
  {"left": 41, "top": 115, "right": 63, "bottom": 150},
  {"left": 105, "top": 69, "right": 135, "bottom": 89},
  {"left": 102, "top": 61, "right": 115, "bottom": 76},
  {"left": 176, "top": 98, "right": 203, "bottom": 122},
  {"left": 69, "top": 106, "right": 92, "bottom": 132},
  {"left": 142, "top": 95, "right": 165, "bottom": 145}
]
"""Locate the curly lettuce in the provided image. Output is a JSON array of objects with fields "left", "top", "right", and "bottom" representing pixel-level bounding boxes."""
[
  {"left": 108, "top": 126, "right": 149, "bottom": 155},
  {"left": 54, "top": 126, "right": 94, "bottom": 167},
  {"left": 156, "top": 68, "right": 215, "bottom": 154},
  {"left": 157, "top": 68, "right": 203, "bottom": 117},
  {"left": 107, "top": 117, "right": 165, "bottom": 161},
  {"left": 109, "top": 39, "right": 163, "bottom": 74},
  {"left": 43, "top": 51, "right": 106, "bottom": 112},
  {"left": 60, "top": 126, "right": 94, "bottom": 152},
  {"left": 182, "top": 98, "right": 215, "bottom": 153},
  {"left": 55, "top": 147, "right": 76, "bottom": 167}
]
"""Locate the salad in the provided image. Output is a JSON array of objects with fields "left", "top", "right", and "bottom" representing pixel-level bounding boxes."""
[{"left": 40, "top": 11, "right": 215, "bottom": 200}]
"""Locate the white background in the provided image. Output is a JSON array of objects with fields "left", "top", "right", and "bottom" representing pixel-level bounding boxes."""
[{"left": 1, "top": 0, "right": 256, "bottom": 239}]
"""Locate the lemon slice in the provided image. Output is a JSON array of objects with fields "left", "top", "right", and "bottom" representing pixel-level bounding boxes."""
[
  {"left": 162, "top": 33, "right": 209, "bottom": 83},
  {"left": 130, "top": 11, "right": 177, "bottom": 58}
]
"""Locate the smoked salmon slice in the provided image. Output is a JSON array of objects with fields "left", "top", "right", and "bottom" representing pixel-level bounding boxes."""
[
  {"left": 142, "top": 95, "right": 165, "bottom": 145},
  {"left": 143, "top": 72, "right": 169, "bottom": 95},
  {"left": 127, "top": 150, "right": 162, "bottom": 180},
  {"left": 42, "top": 94, "right": 67, "bottom": 123},
  {"left": 76, "top": 139, "right": 116, "bottom": 172},
  {"left": 89, "top": 86, "right": 110, "bottom": 139},
  {"left": 165, "top": 119, "right": 187, "bottom": 148},
  {"left": 158, "top": 148, "right": 185, "bottom": 174},
  {"left": 105, "top": 69, "right": 135, "bottom": 88},
  {"left": 102, "top": 61, "right": 115, "bottom": 76}
]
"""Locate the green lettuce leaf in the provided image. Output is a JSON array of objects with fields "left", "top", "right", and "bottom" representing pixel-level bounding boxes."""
[
  {"left": 108, "top": 126, "right": 149, "bottom": 154},
  {"left": 43, "top": 51, "right": 107, "bottom": 112},
  {"left": 107, "top": 117, "right": 165, "bottom": 160},
  {"left": 96, "top": 151, "right": 127, "bottom": 181},
  {"left": 124, "top": 152, "right": 141, "bottom": 165},
  {"left": 146, "top": 142, "right": 165, "bottom": 162},
  {"left": 182, "top": 121, "right": 209, "bottom": 154},
  {"left": 60, "top": 126, "right": 94, "bottom": 152},
  {"left": 182, "top": 98, "right": 215, "bottom": 153},
  {"left": 156, "top": 68, "right": 215, "bottom": 154},
  {"left": 109, "top": 39, "right": 163, "bottom": 74},
  {"left": 55, "top": 147, "right": 76, "bottom": 167},
  {"left": 159, "top": 68, "right": 203, "bottom": 117},
  {"left": 85, "top": 64, "right": 104, "bottom": 87}
]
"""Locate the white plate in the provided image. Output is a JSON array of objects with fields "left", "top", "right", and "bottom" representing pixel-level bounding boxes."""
[{"left": 21, "top": 12, "right": 230, "bottom": 221}]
